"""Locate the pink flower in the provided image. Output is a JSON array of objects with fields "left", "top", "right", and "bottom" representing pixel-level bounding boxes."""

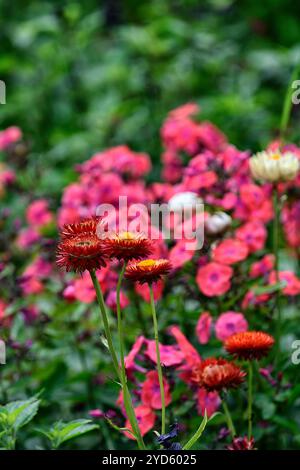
[
  {"left": 145, "top": 340, "right": 184, "bottom": 367},
  {"left": 26, "top": 199, "right": 53, "bottom": 228},
  {"left": 0, "top": 167, "right": 16, "bottom": 185},
  {"left": 63, "top": 284, "right": 76, "bottom": 302},
  {"left": 125, "top": 336, "right": 145, "bottom": 372},
  {"left": 125, "top": 405, "right": 156, "bottom": 439},
  {"left": 134, "top": 279, "right": 164, "bottom": 302},
  {"left": 73, "top": 274, "right": 96, "bottom": 303},
  {"left": 235, "top": 221, "right": 267, "bottom": 253},
  {"left": 242, "top": 290, "right": 271, "bottom": 309},
  {"left": 215, "top": 311, "right": 248, "bottom": 341},
  {"left": 141, "top": 371, "right": 171, "bottom": 410},
  {"left": 169, "top": 239, "right": 195, "bottom": 270},
  {"left": 169, "top": 325, "right": 201, "bottom": 370},
  {"left": 0, "top": 126, "right": 22, "bottom": 150},
  {"left": 196, "top": 312, "right": 212, "bottom": 344},
  {"left": 16, "top": 228, "right": 41, "bottom": 249},
  {"left": 196, "top": 388, "right": 221, "bottom": 418},
  {"left": 196, "top": 262, "right": 233, "bottom": 297},
  {"left": 106, "top": 289, "right": 129, "bottom": 312},
  {"left": 269, "top": 271, "right": 300, "bottom": 296},
  {"left": 250, "top": 254, "right": 275, "bottom": 278},
  {"left": 212, "top": 238, "right": 249, "bottom": 265},
  {"left": 239, "top": 183, "right": 267, "bottom": 210},
  {"left": 0, "top": 300, "right": 10, "bottom": 327}
]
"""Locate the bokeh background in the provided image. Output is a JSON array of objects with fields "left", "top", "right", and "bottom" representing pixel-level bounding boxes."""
[{"left": 1, "top": 0, "right": 300, "bottom": 194}]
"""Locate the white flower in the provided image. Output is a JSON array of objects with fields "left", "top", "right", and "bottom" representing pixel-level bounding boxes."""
[
  {"left": 249, "top": 150, "right": 299, "bottom": 183},
  {"left": 205, "top": 211, "right": 232, "bottom": 236},
  {"left": 168, "top": 191, "right": 202, "bottom": 211}
]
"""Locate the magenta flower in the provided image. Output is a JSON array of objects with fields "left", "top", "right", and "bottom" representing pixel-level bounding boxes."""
[
  {"left": 215, "top": 311, "right": 248, "bottom": 341},
  {"left": 196, "top": 262, "right": 233, "bottom": 297},
  {"left": 196, "top": 312, "right": 212, "bottom": 344},
  {"left": 212, "top": 238, "right": 249, "bottom": 265},
  {"left": 141, "top": 371, "right": 172, "bottom": 410}
]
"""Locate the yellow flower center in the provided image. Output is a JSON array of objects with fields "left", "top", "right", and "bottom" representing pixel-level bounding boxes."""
[
  {"left": 138, "top": 259, "right": 156, "bottom": 267},
  {"left": 269, "top": 152, "right": 281, "bottom": 160},
  {"left": 118, "top": 231, "right": 135, "bottom": 240}
]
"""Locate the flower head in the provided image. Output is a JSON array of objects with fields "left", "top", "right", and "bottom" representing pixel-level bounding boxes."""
[
  {"left": 101, "top": 231, "right": 152, "bottom": 261},
  {"left": 60, "top": 216, "right": 102, "bottom": 239},
  {"left": 192, "top": 358, "right": 246, "bottom": 392},
  {"left": 227, "top": 436, "right": 256, "bottom": 450},
  {"left": 196, "top": 262, "right": 233, "bottom": 297},
  {"left": 125, "top": 259, "right": 172, "bottom": 284},
  {"left": 57, "top": 218, "right": 107, "bottom": 273},
  {"left": 249, "top": 150, "right": 299, "bottom": 182},
  {"left": 215, "top": 311, "right": 248, "bottom": 341},
  {"left": 225, "top": 331, "right": 274, "bottom": 360}
]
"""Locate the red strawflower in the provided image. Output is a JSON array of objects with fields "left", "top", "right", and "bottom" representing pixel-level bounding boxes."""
[
  {"left": 225, "top": 331, "right": 274, "bottom": 360},
  {"left": 125, "top": 259, "right": 172, "bottom": 284},
  {"left": 57, "top": 217, "right": 108, "bottom": 273},
  {"left": 101, "top": 231, "right": 153, "bottom": 261},
  {"left": 192, "top": 358, "right": 245, "bottom": 392},
  {"left": 227, "top": 436, "right": 256, "bottom": 450},
  {"left": 60, "top": 216, "right": 102, "bottom": 239}
]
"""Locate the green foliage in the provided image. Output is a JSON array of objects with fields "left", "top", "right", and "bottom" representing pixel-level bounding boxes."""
[
  {"left": 0, "top": 398, "right": 40, "bottom": 449},
  {"left": 38, "top": 419, "right": 99, "bottom": 449}
]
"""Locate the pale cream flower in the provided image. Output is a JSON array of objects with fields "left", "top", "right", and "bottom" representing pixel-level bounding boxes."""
[{"left": 249, "top": 150, "right": 299, "bottom": 183}]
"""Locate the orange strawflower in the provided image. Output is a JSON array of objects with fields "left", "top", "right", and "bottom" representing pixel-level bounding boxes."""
[
  {"left": 192, "top": 358, "right": 246, "bottom": 392},
  {"left": 125, "top": 259, "right": 172, "bottom": 284},
  {"left": 101, "top": 231, "right": 153, "bottom": 261},
  {"left": 56, "top": 217, "right": 107, "bottom": 273},
  {"left": 225, "top": 331, "right": 274, "bottom": 360}
]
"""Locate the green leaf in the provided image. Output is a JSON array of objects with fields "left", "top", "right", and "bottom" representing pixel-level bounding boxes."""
[
  {"left": 252, "top": 281, "right": 287, "bottom": 295},
  {"left": 48, "top": 419, "right": 98, "bottom": 449},
  {"left": 182, "top": 410, "right": 208, "bottom": 450},
  {"left": 0, "top": 398, "right": 40, "bottom": 432}
]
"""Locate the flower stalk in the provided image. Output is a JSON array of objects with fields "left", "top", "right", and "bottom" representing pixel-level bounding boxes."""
[
  {"left": 149, "top": 284, "right": 166, "bottom": 435},
  {"left": 247, "top": 361, "right": 253, "bottom": 440},
  {"left": 222, "top": 400, "right": 236, "bottom": 438},
  {"left": 273, "top": 187, "right": 282, "bottom": 364},
  {"left": 90, "top": 269, "right": 145, "bottom": 449}
]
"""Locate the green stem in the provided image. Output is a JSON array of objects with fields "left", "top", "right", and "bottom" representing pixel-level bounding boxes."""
[
  {"left": 279, "top": 63, "right": 300, "bottom": 142},
  {"left": 222, "top": 400, "right": 236, "bottom": 438},
  {"left": 116, "top": 264, "right": 146, "bottom": 449},
  {"left": 149, "top": 284, "right": 166, "bottom": 435},
  {"left": 273, "top": 188, "right": 282, "bottom": 364},
  {"left": 116, "top": 261, "right": 127, "bottom": 388},
  {"left": 247, "top": 361, "right": 253, "bottom": 440},
  {"left": 90, "top": 270, "right": 145, "bottom": 449},
  {"left": 90, "top": 270, "right": 120, "bottom": 376}
]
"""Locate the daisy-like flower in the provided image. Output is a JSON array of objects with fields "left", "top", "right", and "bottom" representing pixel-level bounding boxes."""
[
  {"left": 101, "top": 231, "right": 153, "bottom": 261},
  {"left": 225, "top": 331, "right": 274, "bottom": 360},
  {"left": 227, "top": 436, "right": 256, "bottom": 450},
  {"left": 56, "top": 218, "right": 107, "bottom": 273},
  {"left": 192, "top": 358, "right": 246, "bottom": 392},
  {"left": 125, "top": 259, "right": 172, "bottom": 284},
  {"left": 249, "top": 150, "right": 299, "bottom": 182},
  {"left": 60, "top": 216, "right": 102, "bottom": 239}
]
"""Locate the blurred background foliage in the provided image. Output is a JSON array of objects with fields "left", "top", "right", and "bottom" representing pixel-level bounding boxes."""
[{"left": 1, "top": 0, "right": 300, "bottom": 199}]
